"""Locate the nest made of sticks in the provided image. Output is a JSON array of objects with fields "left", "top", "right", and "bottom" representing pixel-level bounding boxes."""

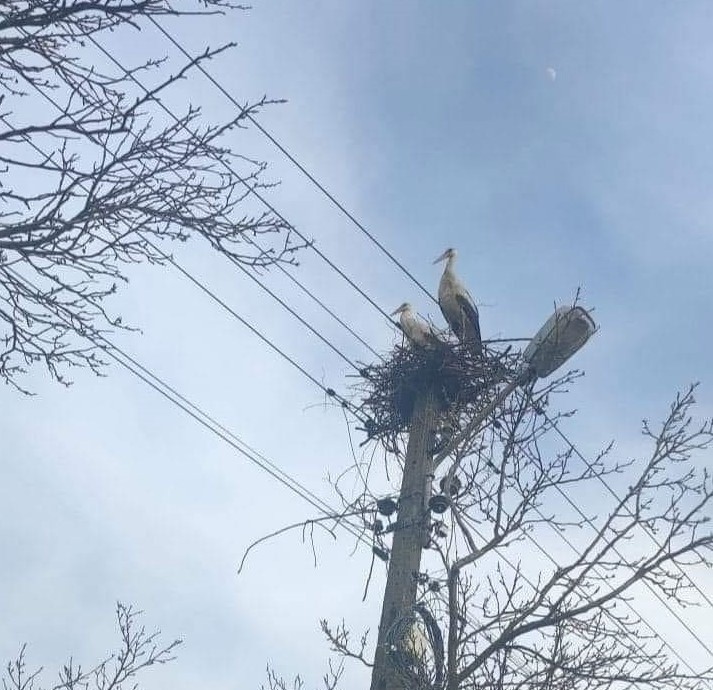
[{"left": 354, "top": 340, "right": 521, "bottom": 447}]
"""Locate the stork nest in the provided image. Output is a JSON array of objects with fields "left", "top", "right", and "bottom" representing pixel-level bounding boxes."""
[{"left": 353, "top": 340, "right": 522, "bottom": 448}]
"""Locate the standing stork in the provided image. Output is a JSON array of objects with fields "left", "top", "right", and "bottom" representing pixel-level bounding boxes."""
[
  {"left": 433, "top": 248, "right": 482, "bottom": 355},
  {"left": 391, "top": 303, "right": 440, "bottom": 348}
]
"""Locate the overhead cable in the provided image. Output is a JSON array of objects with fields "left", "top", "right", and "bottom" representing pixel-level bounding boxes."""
[
  {"left": 147, "top": 16, "right": 439, "bottom": 308},
  {"left": 7, "top": 266, "right": 371, "bottom": 550},
  {"left": 86, "top": 34, "right": 397, "bottom": 327}
]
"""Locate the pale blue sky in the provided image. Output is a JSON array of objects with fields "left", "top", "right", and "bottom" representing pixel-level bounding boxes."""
[{"left": 2, "top": 3, "right": 712, "bottom": 690}]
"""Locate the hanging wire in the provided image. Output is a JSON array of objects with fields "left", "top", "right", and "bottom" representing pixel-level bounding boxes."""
[
  {"left": 6, "top": 265, "right": 371, "bottom": 551},
  {"left": 0, "top": 73, "right": 367, "bottom": 422},
  {"left": 80, "top": 34, "right": 397, "bottom": 327},
  {"left": 147, "top": 16, "right": 440, "bottom": 308}
]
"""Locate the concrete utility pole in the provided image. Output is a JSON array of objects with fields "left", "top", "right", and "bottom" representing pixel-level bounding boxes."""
[
  {"left": 369, "top": 387, "right": 439, "bottom": 690},
  {"left": 367, "top": 305, "right": 596, "bottom": 690}
]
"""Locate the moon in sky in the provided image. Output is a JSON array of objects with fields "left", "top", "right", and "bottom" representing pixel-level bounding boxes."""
[{"left": 546, "top": 67, "right": 557, "bottom": 81}]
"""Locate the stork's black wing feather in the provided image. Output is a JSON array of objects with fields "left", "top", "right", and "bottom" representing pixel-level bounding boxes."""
[{"left": 456, "top": 294, "right": 482, "bottom": 354}]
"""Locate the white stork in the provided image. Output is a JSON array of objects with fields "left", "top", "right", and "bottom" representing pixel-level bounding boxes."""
[
  {"left": 391, "top": 303, "right": 439, "bottom": 348},
  {"left": 433, "top": 248, "right": 482, "bottom": 355}
]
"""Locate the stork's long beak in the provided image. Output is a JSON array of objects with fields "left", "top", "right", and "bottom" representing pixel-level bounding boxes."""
[
  {"left": 390, "top": 306, "right": 404, "bottom": 316},
  {"left": 433, "top": 250, "right": 449, "bottom": 264}
]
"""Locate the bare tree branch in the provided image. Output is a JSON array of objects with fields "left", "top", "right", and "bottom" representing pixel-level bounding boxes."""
[
  {"left": 1, "top": 1, "right": 300, "bottom": 390},
  {"left": 2, "top": 603, "right": 180, "bottom": 690}
]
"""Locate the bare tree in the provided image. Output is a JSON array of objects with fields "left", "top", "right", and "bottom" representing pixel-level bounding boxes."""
[
  {"left": 0, "top": 1, "right": 300, "bottom": 391},
  {"left": 247, "top": 340, "right": 713, "bottom": 689},
  {"left": 348, "top": 344, "right": 713, "bottom": 690},
  {"left": 3, "top": 603, "right": 180, "bottom": 690}
]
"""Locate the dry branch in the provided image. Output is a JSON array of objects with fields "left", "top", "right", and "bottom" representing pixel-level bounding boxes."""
[
  {"left": 1, "top": 1, "right": 299, "bottom": 390},
  {"left": 2, "top": 603, "right": 180, "bottom": 690}
]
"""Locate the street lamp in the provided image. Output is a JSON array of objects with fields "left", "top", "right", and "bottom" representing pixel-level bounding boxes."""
[{"left": 522, "top": 305, "right": 596, "bottom": 379}]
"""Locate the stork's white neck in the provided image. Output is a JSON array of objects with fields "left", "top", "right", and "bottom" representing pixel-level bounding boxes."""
[{"left": 444, "top": 254, "right": 456, "bottom": 274}]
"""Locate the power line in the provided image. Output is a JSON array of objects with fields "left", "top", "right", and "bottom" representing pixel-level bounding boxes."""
[
  {"left": 83, "top": 35, "right": 397, "bottom": 328},
  {"left": 146, "top": 16, "right": 439, "bottom": 308},
  {"left": 6, "top": 266, "right": 371, "bottom": 551},
  {"left": 0, "top": 86, "right": 366, "bottom": 422},
  {"left": 221, "top": 249, "right": 360, "bottom": 371},
  {"left": 146, "top": 237, "right": 363, "bottom": 417},
  {"left": 148, "top": 233, "right": 361, "bottom": 374},
  {"left": 263, "top": 257, "right": 385, "bottom": 362}
]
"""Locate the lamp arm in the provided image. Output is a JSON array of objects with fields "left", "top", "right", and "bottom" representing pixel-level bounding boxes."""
[{"left": 433, "top": 372, "right": 529, "bottom": 471}]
